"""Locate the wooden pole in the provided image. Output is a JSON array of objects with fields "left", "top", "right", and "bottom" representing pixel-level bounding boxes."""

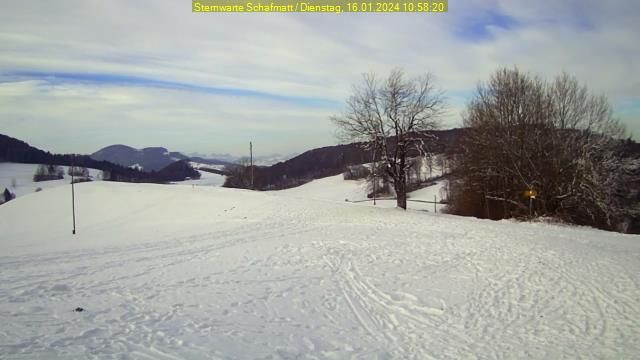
[
  {"left": 250, "top": 141, "right": 253, "bottom": 190},
  {"left": 373, "top": 145, "right": 377, "bottom": 206},
  {"left": 434, "top": 195, "right": 437, "bottom": 214},
  {"left": 71, "top": 155, "right": 76, "bottom": 235}
]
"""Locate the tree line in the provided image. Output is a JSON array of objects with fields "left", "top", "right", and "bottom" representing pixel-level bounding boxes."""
[
  {"left": 448, "top": 68, "right": 638, "bottom": 232},
  {"left": 331, "top": 67, "right": 638, "bottom": 233}
]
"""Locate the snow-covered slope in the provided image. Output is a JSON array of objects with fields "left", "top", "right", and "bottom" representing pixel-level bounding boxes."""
[
  {"left": 177, "top": 169, "right": 225, "bottom": 187},
  {"left": 0, "top": 163, "right": 101, "bottom": 198},
  {"left": 1, "top": 181, "right": 639, "bottom": 358},
  {"left": 185, "top": 162, "right": 226, "bottom": 187},
  {"left": 279, "top": 174, "right": 448, "bottom": 212}
]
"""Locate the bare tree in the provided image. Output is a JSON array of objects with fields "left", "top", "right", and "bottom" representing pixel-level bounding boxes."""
[
  {"left": 450, "top": 67, "right": 636, "bottom": 231},
  {"left": 331, "top": 69, "right": 446, "bottom": 209}
]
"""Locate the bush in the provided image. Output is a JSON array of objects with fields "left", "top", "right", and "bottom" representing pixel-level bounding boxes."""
[
  {"left": 2, "top": 188, "right": 15, "bottom": 203},
  {"left": 343, "top": 165, "right": 370, "bottom": 180},
  {"left": 68, "top": 166, "right": 89, "bottom": 177},
  {"left": 71, "top": 178, "right": 92, "bottom": 184},
  {"left": 33, "top": 164, "right": 64, "bottom": 182}
]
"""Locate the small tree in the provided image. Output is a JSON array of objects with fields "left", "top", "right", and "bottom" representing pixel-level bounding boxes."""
[
  {"left": 331, "top": 69, "right": 446, "bottom": 209},
  {"left": 343, "top": 165, "right": 370, "bottom": 180},
  {"left": 2, "top": 188, "right": 14, "bottom": 203},
  {"left": 366, "top": 161, "right": 393, "bottom": 198},
  {"left": 68, "top": 166, "right": 89, "bottom": 177},
  {"left": 33, "top": 164, "right": 50, "bottom": 182},
  {"left": 35, "top": 164, "right": 47, "bottom": 177}
]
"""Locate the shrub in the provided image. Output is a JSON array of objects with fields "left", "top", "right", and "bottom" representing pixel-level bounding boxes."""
[
  {"left": 33, "top": 164, "right": 64, "bottom": 182},
  {"left": 343, "top": 165, "right": 370, "bottom": 180}
]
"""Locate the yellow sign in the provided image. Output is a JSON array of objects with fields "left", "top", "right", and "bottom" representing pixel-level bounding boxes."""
[
  {"left": 524, "top": 189, "right": 538, "bottom": 198},
  {"left": 192, "top": 0, "right": 449, "bottom": 13}
]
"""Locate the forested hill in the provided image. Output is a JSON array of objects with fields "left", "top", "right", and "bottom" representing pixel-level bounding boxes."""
[
  {"left": 0, "top": 133, "right": 198, "bottom": 182},
  {"left": 230, "top": 128, "right": 465, "bottom": 190}
]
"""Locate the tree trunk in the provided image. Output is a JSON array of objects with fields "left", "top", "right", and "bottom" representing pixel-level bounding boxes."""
[
  {"left": 395, "top": 173, "right": 407, "bottom": 210},
  {"left": 395, "top": 146, "right": 408, "bottom": 210}
]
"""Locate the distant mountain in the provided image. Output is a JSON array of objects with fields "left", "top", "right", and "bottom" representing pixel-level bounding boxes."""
[
  {"left": 0, "top": 134, "right": 156, "bottom": 182},
  {"left": 189, "top": 152, "right": 297, "bottom": 166},
  {"left": 90, "top": 145, "right": 187, "bottom": 171},
  {"left": 188, "top": 156, "right": 234, "bottom": 167},
  {"left": 1, "top": 134, "right": 200, "bottom": 183},
  {"left": 192, "top": 152, "right": 237, "bottom": 163},
  {"left": 92, "top": 145, "right": 233, "bottom": 171},
  {"left": 252, "top": 153, "right": 299, "bottom": 166}
]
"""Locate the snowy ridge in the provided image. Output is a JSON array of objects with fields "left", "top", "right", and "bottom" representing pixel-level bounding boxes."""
[{"left": 0, "top": 181, "right": 639, "bottom": 358}]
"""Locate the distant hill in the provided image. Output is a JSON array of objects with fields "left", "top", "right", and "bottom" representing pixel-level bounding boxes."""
[
  {"left": 92, "top": 145, "right": 231, "bottom": 171},
  {"left": 188, "top": 156, "right": 234, "bottom": 167},
  {"left": 91, "top": 145, "right": 187, "bottom": 171},
  {"left": 190, "top": 152, "right": 295, "bottom": 166},
  {"left": 0, "top": 134, "right": 198, "bottom": 183},
  {"left": 154, "top": 160, "right": 201, "bottom": 182},
  {"left": 229, "top": 128, "right": 466, "bottom": 190}
]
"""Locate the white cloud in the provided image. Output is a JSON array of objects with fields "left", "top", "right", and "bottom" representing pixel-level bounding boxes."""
[{"left": 0, "top": 0, "right": 638, "bottom": 155}]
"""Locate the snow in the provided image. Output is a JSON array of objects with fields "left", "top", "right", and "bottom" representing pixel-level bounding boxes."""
[
  {"left": 1, "top": 179, "right": 639, "bottom": 358},
  {"left": 0, "top": 163, "right": 101, "bottom": 198},
  {"left": 178, "top": 162, "right": 226, "bottom": 187},
  {"left": 189, "top": 162, "right": 226, "bottom": 171},
  {"left": 0, "top": 162, "right": 223, "bottom": 203},
  {"left": 129, "top": 163, "right": 143, "bottom": 171},
  {"left": 279, "top": 174, "right": 448, "bottom": 212},
  {"left": 177, "top": 169, "right": 225, "bottom": 187}
]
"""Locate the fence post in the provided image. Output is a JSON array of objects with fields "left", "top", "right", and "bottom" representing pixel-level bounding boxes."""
[{"left": 434, "top": 195, "right": 437, "bottom": 214}]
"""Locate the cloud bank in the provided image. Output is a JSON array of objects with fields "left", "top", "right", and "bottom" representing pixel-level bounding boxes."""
[{"left": 0, "top": 0, "right": 638, "bottom": 155}]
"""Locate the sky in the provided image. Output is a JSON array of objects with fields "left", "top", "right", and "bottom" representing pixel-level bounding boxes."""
[{"left": 0, "top": 0, "right": 638, "bottom": 157}]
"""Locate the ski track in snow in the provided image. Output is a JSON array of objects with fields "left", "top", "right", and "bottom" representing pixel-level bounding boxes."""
[{"left": 1, "top": 182, "right": 639, "bottom": 359}]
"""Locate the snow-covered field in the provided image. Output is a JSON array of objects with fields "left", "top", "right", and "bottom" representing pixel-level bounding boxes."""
[
  {"left": 177, "top": 169, "right": 226, "bottom": 187},
  {"left": 0, "top": 162, "right": 225, "bottom": 202},
  {"left": 1, "top": 178, "right": 639, "bottom": 359},
  {"left": 0, "top": 163, "right": 101, "bottom": 198},
  {"left": 281, "top": 174, "right": 447, "bottom": 213}
]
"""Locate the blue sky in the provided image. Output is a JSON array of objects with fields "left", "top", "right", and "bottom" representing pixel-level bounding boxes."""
[{"left": 0, "top": 0, "right": 638, "bottom": 156}]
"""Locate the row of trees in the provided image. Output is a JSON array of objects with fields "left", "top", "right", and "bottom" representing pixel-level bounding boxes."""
[
  {"left": 331, "top": 67, "right": 637, "bottom": 232},
  {"left": 33, "top": 164, "right": 65, "bottom": 182},
  {"left": 448, "top": 68, "right": 638, "bottom": 232},
  {"left": 33, "top": 165, "right": 92, "bottom": 182}
]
